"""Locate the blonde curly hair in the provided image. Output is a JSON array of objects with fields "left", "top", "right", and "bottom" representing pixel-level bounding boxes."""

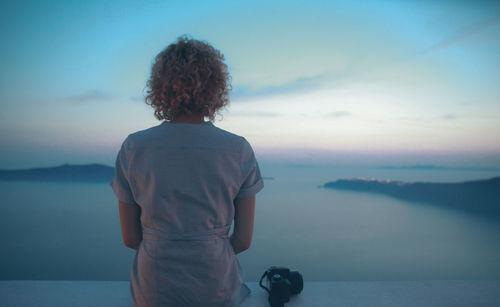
[{"left": 144, "top": 35, "right": 231, "bottom": 121}]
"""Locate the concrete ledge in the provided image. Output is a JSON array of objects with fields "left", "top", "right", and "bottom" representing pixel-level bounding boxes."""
[{"left": 2, "top": 280, "right": 500, "bottom": 306}]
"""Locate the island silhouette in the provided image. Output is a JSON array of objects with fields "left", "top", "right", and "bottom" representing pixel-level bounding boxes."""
[
  {"left": 324, "top": 177, "right": 500, "bottom": 217},
  {"left": 2, "top": 164, "right": 497, "bottom": 217},
  {"left": 0, "top": 164, "right": 275, "bottom": 182},
  {"left": 0, "top": 164, "right": 115, "bottom": 182}
]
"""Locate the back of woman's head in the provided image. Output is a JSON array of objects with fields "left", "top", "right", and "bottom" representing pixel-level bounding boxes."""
[{"left": 145, "top": 35, "right": 231, "bottom": 122}]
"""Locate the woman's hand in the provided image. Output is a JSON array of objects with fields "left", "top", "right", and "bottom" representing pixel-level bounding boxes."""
[
  {"left": 230, "top": 195, "right": 256, "bottom": 254},
  {"left": 118, "top": 200, "right": 143, "bottom": 250}
]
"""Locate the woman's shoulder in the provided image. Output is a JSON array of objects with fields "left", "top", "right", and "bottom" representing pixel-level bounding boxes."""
[
  {"left": 124, "top": 122, "right": 166, "bottom": 147},
  {"left": 205, "top": 123, "right": 250, "bottom": 153},
  {"left": 123, "top": 121, "right": 250, "bottom": 153},
  {"left": 209, "top": 123, "right": 244, "bottom": 141}
]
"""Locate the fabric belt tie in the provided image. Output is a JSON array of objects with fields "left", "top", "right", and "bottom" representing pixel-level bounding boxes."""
[{"left": 141, "top": 224, "right": 231, "bottom": 241}]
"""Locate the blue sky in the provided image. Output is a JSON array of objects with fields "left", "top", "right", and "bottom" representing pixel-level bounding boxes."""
[{"left": 1, "top": 0, "right": 499, "bottom": 168}]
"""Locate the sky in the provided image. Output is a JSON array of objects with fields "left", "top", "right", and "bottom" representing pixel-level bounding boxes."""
[{"left": 1, "top": 0, "right": 499, "bottom": 168}]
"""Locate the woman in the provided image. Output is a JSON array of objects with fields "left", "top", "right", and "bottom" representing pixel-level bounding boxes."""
[{"left": 110, "top": 35, "right": 264, "bottom": 306}]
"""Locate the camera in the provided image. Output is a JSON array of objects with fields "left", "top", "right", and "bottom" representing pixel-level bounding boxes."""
[{"left": 259, "top": 266, "right": 303, "bottom": 307}]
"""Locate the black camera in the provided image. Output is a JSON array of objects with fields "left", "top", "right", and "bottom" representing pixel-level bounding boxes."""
[{"left": 259, "top": 266, "right": 303, "bottom": 307}]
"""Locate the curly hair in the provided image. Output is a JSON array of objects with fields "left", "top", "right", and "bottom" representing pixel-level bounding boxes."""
[{"left": 144, "top": 35, "right": 231, "bottom": 122}]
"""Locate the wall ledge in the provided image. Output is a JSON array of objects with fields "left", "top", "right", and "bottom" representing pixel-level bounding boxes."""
[{"left": 2, "top": 280, "right": 500, "bottom": 306}]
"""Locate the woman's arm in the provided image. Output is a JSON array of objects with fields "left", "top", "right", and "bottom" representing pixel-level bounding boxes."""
[
  {"left": 230, "top": 195, "right": 256, "bottom": 254},
  {"left": 118, "top": 200, "right": 142, "bottom": 250}
]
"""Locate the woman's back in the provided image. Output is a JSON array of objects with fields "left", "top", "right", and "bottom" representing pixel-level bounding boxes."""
[
  {"left": 123, "top": 120, "right": 263, "bottom": 236},
  {"left": 111, "top": 120, "right": 264, "bottom": 306}
]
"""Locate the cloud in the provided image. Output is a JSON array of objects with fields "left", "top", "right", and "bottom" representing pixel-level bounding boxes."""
[
  {"left": 416, "top": 14, "right": 500, "bottom": 57},
  {"left": 231, "top": 70, "right": 352, "bottom": 102},
  {"left": 399, "top": 113, "right": 458, "bottom": 124},
  {"left": 228, "top": 111, "right": 280, "bottom": 117},
  {"left": 129, "top": 95, "right": 145, "bottom": 102},
  {"left": 441, "top": 113, "right": 457, "bottom": 120},
  {"left": 325, "top": 111, "right": 352, "bottom": 118},
  {"left": 65, "top": 90, "right": 115, "bottom": 104}
]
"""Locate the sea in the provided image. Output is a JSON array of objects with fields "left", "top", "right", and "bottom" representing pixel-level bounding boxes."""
[{"left": 1, "top": 163, "right": 500, "bottom": 282}]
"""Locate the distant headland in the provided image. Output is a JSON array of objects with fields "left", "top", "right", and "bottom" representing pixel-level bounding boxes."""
[
  {"left": 0, "top": 164, "right": 115, "bottom": 182},
  {"left": 324, "top": 177, "right": 500, "bottom": 217},
  {"left": 0, "top": 164, "right": 274, "bottom": 183},
  {"left": 379, "top": 165, "right": 499, "bottom": 171}
]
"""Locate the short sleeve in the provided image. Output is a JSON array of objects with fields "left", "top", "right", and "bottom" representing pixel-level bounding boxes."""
[
  {"left": 235, "top": 138, "right": 264, "bottom": 200},
  {"left": 109, "top": 137, "right": 138, "bottom": 206}
]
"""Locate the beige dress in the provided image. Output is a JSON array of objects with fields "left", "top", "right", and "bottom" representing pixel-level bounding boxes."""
[{"left": 110, "top": 120, "right": 264, "bottom": 307}]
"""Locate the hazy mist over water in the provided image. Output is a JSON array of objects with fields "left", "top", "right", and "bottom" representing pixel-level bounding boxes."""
[{"left": 1, "top": 164, "right": 500, "bottom": 281}]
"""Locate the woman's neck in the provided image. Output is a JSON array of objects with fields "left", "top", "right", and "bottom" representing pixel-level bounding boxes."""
[{"left": 170, "top": 113, "right": 205, "bottom": 124}]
